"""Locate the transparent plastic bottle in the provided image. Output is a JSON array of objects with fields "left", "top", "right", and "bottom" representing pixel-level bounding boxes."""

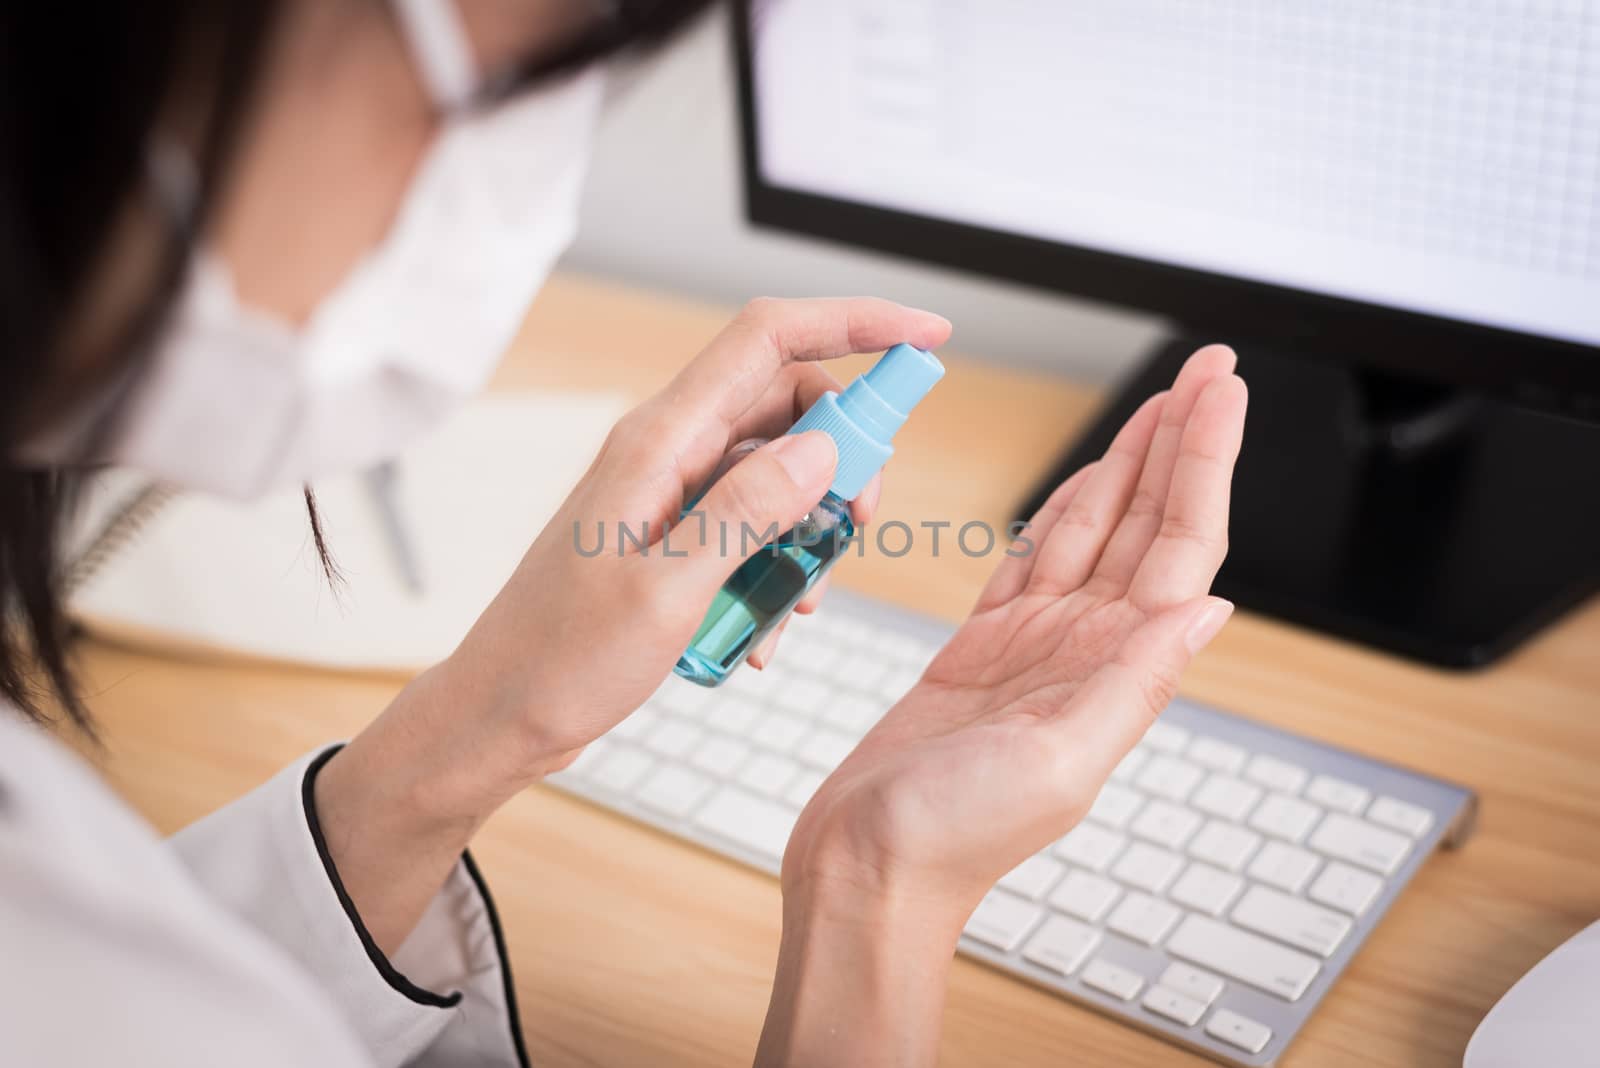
[
  {"left": 674, "top": 343, "right": 945, "bottom": 686},
  {"left": 674, "top": 446, "right": 856, "bottom": 685}
]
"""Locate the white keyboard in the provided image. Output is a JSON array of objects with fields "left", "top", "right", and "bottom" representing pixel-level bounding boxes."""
[{"left": 549, "top": 590, "right": 1476, "bottom": 1066}]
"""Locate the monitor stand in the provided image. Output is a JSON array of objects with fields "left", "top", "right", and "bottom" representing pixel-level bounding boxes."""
[{"left": 1018, "top": 336, "right": 1600, "bottom": 669}]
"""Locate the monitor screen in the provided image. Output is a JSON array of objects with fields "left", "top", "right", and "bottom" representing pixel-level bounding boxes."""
[{"left": 749, "top": 0, "right": 1600, "bottom": 349}]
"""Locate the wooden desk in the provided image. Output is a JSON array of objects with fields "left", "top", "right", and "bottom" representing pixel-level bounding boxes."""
[{"left": 76, "top": 273, "right": 1600, "bottom": 1067}]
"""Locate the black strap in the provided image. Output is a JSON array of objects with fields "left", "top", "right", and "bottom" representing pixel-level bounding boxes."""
[
  {"left": 301, "top": 745, "right": 531, "bottom": 1065},
  {"left": 301, "top": 745, "right": 462, "bottom": 1009}
]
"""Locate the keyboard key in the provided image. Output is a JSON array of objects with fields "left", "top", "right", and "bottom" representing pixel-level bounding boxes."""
[
  {"left": 1168, "top": 863, "right": 1243, "bottom": 916},
  {"left": 1144, "top": 721, "right": 1191, "bottom": 754},
  {"left": 591, "top": 747, "right": 655, "bottom": 792},
  {"left": 1190, "top": 775, "right": 1262, "bottom": 822},
  {"left": 795, "top": 728, "right": 857, "bottom": 770},
  {"left": 1187, "top": 821, "right": 1261, "bottom": 872},
  {"left": 1245, "top": 754, "right": 1308, "bottom": 795},
  {"left": 1166, "top": 914, "right": 1321, "bottom": 1001},
  {"left": 876, "top": 631, "right": 931, "bottom": 665},
  {"left": 729, "top": 664, "right": 788, "bottom": 702},
  {"left": 1087, "top": 783, "right": 1144, "bottom": 829},
  {"left": 877, "top": 666, "right": 922, "bottom": 702},
  {"left": 1142, "top": 984, "right": 1206, "bottom": 1026},
  {"left": 774, "top": 624, "right": 823, "bottom": 659},
  {"left": 1053, "top": 823, "right": 1127, "bottom": 872},
  {"left": 1130, "top": 800, "right": 1202, "bottom": 849},
  {"left": 1106, "top": 892, "right": 1180, "bottom": 946},
  {"left": 689, "top": 734, "right": 751, "bottom": 777},
  {"left": 1109, "top": 747, "right": 1149, "bottom": 783},
  {"left": 643, "top": 719, "right": 704, "bottom": 759},
  {"left": 1048, "top": 870, "right": 1122, "bottom": 922},
  {"left": 1136, "top": 755, "right": 1205, "bottom": 801},
  {"left": 829, "top": 617, "right": 871, "bottom": 644},
  {"left": 1112, "top": 843, "right": 1185, "bottom": 894},
  {"left": 964, "top": 890, "right": 1041, "bottom": 952},
  {"left": 610, "top": 708, "right": 660, "bottom": 741},
  {"left": 654, "top": 682, "right": 717, "bottom": 720},
  {"left": 692, "top": 785, "right": 796, "bottom": 862},
  {"left": 798, "top": 642, "right": 843, "bottom": 677},
  {"left": 1308, "top": 861, "right": 1385, "bottom": 917},
  {"left": 1159, "top": 962, "right": 1225, "bottom": 1006},
  {"left": 820, "top": 693, "right": 883, "bottom": 735},
  {"left": 634, "top": 765, "right": 715, "bottom": 819},
  {"left": 1248, "top": 794, "right": 1323, "bottom": 843},
  {"left": 1248, "top": 840, "right": 1321, "bottom": 893},
  {"left": 1188, "top": 736, "right": 1247, "bottom": 774},
  {"left": 999, "top": 854, "right": 1065, "bottom": 901},
  {"left": 1308, "top": 813, "right": 1411, "bottom": 875},
  {"left": 563, "top": 738, "right": 612, "bottom": 777},
  {"left": 898, "top": 638, "right": 940, "bottom": 670},
  {"left": 713, "top": 699, "right": 763, "bottom": 735},
  {"left": 1206, "top": 1008, "right": 1273, "bottom": 1054},
  {"left": 1368, "top": 796, "right": 1434, "bottom": 837},
  {"left": 748, "top": 712, "right": 811, "bottom": 753},
  {"left": 834, "top": 652, "right": 886, "bottom": 693},
  {"left": 782, "top": 768, "right": 828, "bottom": 808},
  {"left": 735, "top": 752, "right": 800, "bottom": 797},
  {"left": 1021, "top": 915, "right": 1100, "bottom": 976},
  {"left": 1306, "top": 774, "right": 1371, "bottom": 814},
  {"left": 1231, "top": 884, "right": 1353, "bottom": 958},
  {"left": 1082, "top": 957, "right": 1144, "bottom": 1001},
  {"left": 774, "top": 677, "right": 832, "bottom": 717}
]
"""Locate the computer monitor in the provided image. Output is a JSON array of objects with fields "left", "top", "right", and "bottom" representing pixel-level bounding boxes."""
[{"left": 735, "top": 0, "right": 1600, "bottom": 668}]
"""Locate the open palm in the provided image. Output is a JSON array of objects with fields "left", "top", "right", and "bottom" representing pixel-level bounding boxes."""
[{"left": 784, "top": 346, "right": 1247, "bottom": 917}]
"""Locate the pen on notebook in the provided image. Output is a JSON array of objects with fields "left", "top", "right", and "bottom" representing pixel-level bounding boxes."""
[{"left": 364, "top": 460, "right": 425, "bottom": 596}]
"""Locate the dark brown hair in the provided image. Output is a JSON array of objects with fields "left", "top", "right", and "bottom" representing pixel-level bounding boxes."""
[{"left": 0, "top": 0, "right": 714, "bottom": 730}]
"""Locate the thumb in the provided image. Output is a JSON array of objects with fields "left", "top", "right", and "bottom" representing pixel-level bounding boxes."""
[
  {"left": 673, "top": 431, "right": 838, "bottom": 594},
  {"left": 1054, "top": 596, "right": 1234, "bottom": 776}
]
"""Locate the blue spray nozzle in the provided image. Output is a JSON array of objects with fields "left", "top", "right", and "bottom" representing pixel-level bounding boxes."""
[
  {"left": 787, "top": 342, "right": 946, "bottom": 500},
  {"left": 862, "top": 342, "right": 945, "bottom": 421}
]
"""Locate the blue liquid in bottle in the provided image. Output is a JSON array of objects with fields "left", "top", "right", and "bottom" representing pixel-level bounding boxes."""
[
  {"left": 674, "top": 342, "right": 945, "bottom": 687},
  {"left": 675, "top": 494, "right": 853, "bottom": 685}
]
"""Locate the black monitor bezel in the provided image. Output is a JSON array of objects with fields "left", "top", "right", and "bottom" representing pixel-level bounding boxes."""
[{"left": 731, "top": 2, "right": 1600, "bottom": 421}]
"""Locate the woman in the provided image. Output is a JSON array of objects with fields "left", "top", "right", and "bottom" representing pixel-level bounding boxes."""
[{"left": 0, "top": 1, "right": 1247, "bottom": 1065}]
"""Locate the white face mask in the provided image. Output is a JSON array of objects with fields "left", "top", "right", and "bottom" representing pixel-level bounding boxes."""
[{"left": 27, "top": 0, "right": 603, "bottom": 498}]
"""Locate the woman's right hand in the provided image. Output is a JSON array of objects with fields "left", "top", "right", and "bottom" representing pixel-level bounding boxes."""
[
  {"left": 314, "top": 297, "right": 949, "bottom": 951},
  {"left": 444, "top": 298, "right": 947, "bottom": 784}
]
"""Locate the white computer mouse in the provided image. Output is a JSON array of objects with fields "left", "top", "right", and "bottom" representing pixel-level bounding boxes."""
[{"left": 1464, "top": 918, "right": 1600, "bottom": 1067}]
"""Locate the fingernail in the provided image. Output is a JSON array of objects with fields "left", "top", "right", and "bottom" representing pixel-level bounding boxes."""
[
  {"left": 1185, "top": 598, "right": 1234, "bottom": 654},
  {"left": 772, "top": 431, "right": 837, "bottom": 486}
]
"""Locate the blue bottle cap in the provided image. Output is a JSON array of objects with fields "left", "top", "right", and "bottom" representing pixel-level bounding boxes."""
[{"left": 786, "top": 342, "right": 945, "bottom": 500}]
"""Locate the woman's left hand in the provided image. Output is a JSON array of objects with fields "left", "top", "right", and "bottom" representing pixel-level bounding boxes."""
[{"left": 758, "top": 346, "right": 1246, "bottom": 1067}]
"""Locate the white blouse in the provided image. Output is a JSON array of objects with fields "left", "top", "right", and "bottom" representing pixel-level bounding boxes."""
[{"left": 0, "top": 709, "right": 524, "bottom": 1066}]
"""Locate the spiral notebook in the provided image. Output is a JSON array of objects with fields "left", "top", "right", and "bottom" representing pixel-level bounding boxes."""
[{"left": 65, "top": 390, "right": 627, "bottom": 675}]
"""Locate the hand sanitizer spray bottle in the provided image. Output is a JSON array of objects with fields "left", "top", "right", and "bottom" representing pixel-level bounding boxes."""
[{"left": 674, "top": 342, "right": 945, "bottom": 686}]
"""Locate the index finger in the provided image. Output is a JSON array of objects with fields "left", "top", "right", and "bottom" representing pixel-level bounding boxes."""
[{"left": 668, "top": 297, "right": 952, "bottom": 430}]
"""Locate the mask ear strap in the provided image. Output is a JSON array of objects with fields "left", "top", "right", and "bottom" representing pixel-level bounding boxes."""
[{"left": 390, "top": 0, "right": 479, "bottom": 113}]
